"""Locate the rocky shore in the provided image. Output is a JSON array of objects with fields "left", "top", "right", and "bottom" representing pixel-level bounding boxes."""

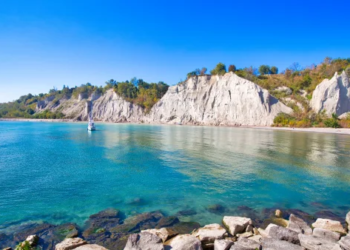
[{"left": 1, "top": 207, "right": 349, "bottom": 250}]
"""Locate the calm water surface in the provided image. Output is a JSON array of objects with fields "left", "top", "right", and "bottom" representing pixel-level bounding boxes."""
[{"left": 0, "top": 121, "right": 350, "bottom": 229}]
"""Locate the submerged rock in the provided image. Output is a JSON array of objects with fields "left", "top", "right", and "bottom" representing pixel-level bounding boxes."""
[
  {"left": 156, "top": 216, "right": 180, "bottom": 229},
  {"left": 287, "top": 214, "right": 312, "bottom": 235},
  {"left": 110, "top": 211, "right": 163, "bottom": 234},
  {"left": 222, "top": 216, "right": 252, "bottom": 236},
  {"left": 89, "top": 208, "right": 121, "bottom": 220},
  {"left": 176, "top": 209, "right": 197, "bottom": 217},
  {"left": 312, "top": 218, "right": 346, "bottom": 234},
  {"left": 124, "top": 232, "right": 164, "bottom": 250},
  {"left": 207, "top": 204, "right": 226, "bottom": 214},
  {"left": 170, "top": 222, "right": 201, "bottom": 235}
]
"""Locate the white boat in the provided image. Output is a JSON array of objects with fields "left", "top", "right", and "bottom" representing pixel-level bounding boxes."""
[
  {"left": 88, "top": 119, "right": 96, "bottom": 131},
  {"left": 86, "top": 101, "right": 96, "bottom": 131}
]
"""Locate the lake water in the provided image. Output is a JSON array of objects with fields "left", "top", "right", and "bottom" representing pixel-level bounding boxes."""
[{"left": 1, "top": 121, "right": 350, "bottom": 229}]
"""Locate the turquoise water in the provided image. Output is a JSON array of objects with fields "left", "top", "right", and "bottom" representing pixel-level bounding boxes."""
[{"left": 1, "top": 121, "right": 350, "bottom": 228}]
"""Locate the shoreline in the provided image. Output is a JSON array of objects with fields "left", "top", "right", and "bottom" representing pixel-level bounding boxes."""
[
  {"left": 1, "top": 206, "right": 349, "bottom": 250},
  {"left": 1, "top": 118, "right": 350, "bottom": 135}
]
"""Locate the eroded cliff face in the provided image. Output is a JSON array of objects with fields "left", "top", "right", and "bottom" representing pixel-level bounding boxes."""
[
  {"left": 311, "top": 71, "right": 350, "bottom": 116},
  {"left": 36, "top": 73, "right": 292, "bottom": 126},
  {"left": 146, "top": 73, "right": 292, "bottom": 126}
]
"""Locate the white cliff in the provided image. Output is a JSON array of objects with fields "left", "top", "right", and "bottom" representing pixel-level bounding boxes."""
[
  {"left": 311, "top": 71, "right": 350, "bottom": 116},
  {"left": 146, "top": 72, "right": 292, "bottom": 126},
  {"left": 35, "top": 73, "right": 292, "bottom": 126}
]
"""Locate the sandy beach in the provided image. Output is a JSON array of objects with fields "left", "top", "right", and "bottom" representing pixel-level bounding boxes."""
[{"left": 1, "top": 118, "right": 350, "bottom": 135}]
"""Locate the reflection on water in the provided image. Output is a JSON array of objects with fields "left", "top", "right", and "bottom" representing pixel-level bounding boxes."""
[{"left": 0, "top": 122, "right": 350, "bottom": 228}]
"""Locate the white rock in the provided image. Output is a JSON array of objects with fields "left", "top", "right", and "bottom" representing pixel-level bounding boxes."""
[
  {"left": 312, "top": 228, "right": 340, "bottom": 242},
  {"left": 147, "top": 73, "right": 292, "bottom": 126},
  {"left": 274, "top": 86, "right": 292, "bottom": 95},
  {"left": 25, "top": 235, "right": 39, "bottom": 246},
  {"left": 298, "top": 234, "right": 337, "bottom": 250},
  {"left": 55, "top": 237, "right": 87, "bottom": 250},
  {"left": 248, "top": 235, "right": 262, "bottom": 243},
  {"left": 265, "top": 224, "right": 299, "bottom": 244},
  {"left": 74, "top": 244, "right": 108, "bottom": 250},
  {"left": 141, "top": 228, "right": 177, "bottom": 242},
  {"left": 193, "top": 223, "right": 226, "bottom": 242},
  {"left": 165, "top": 234, "right": 202, "bottom": 250},
  {"left": 311, "top": 71, "right": 350, "bottom": 116},
  {"left": 223, "top": 216, "right": 252, "bottom": 236},
  {"left": 312, "top": 218, "right": 346, "bottom": 234},
  {"left": 346, "top": 211, "right": 350, "bottom": 231},
  {"left": 331, "top": 244, "right": 342, "bottom": 250},
  {"left": 261, "top": 238, "right": 304, "bottom": 250},
  {"left": 231, "top": 237, "right": 260, "bottom": 250},
  {"left": 124, "top": 232, "right": 163, "bottom": 250},
  {"left": 287, "top": 214, "right": 312, "bottom": 235},
  {"left": 213, "top": 239, "right": 233, "bottom": 250},
  {"left": 339, "top": 235, "right": 350, "bottom": 250}
]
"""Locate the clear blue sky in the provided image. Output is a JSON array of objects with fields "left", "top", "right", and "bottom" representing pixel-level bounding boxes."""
[{"left": 1, "top": 0, "right": 350, "bottom": 102}]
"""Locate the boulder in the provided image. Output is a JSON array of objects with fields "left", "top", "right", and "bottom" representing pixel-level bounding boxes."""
[
  {"left": 287, "top": 214, "right": 312, "bottom": 235},
  {"left": 346, "top": 211, "right": 350, "bottom": 231},
  {"left": 124, "top": 232, "right": 164, "bottom": 250},
  {"left": 265, "top": 224, "right": 299, "bottom": 244},
  {"left": 261, "top": 238, "right": 305, "bottom": 250},
  {"left": 164, "top": 234, "right": 202, "bottom": 250},
  {"left": 339, "top": 235, "right": 350, "bottom": 250},
  {"left": 141, "top": 228, "right": 178, "bottom": 242},
  {"left": 331, "top": 244, "right": 342, "bottom": 250},
  {"left": 230, "top": 237, "right": 260, "bottom": 250},
  {"left": 213, "top": 239, "right": 233, "bottom": 250},
  {"left": 25, "top": 235, "right": 39, "bottom": 246},
  {"left": 312, "top": 218, "right": 346, "bottom": 234},
  {"left": 248, "top": 235, "right": 262, "bottom": 243},
  {"left": 298, "top": 234, "right": 337, "bottom": 250},
  {"left": 275, "top": 210, "right": 282, "bottom": 218},
  {"left": 55, "top": 237, "right": 87, "bottom": 250},
  {"left": 312, "top": 228, "right": 340, "bottom": 242},
  {"left": 311, "top": 71, "right": 350, "bottom": 116},
  {"left": 193, "top": 223, "right": 226, "bottom": 242},
  {"left": 74, "top": 244, "right": 108, "bottom": 250},
  {"left": 223, "top": 217, "right": 252, "bottom": 236}
]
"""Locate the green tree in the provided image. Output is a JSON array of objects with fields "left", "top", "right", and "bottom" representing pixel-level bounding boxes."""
[
  {"left": 210, "top": 63, "right": 227, "bottom": 75},
  {"left": 270, "top": 66, "right": 278, "bottom": 74},
  {"left": 259, "top": 65, "right": 271, "bottom": 75},
  {"left": 228, "top": 65, "right": 236, "bottom": 72}
]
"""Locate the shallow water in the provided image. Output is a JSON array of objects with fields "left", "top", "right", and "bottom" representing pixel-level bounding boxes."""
[{"left": 0, "top": 121, "right": 350, "bottom": 229}]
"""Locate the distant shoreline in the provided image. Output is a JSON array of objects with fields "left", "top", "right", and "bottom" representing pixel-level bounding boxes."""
[{"left": 1, "top": 118, "right": 350, "bottom": 135}]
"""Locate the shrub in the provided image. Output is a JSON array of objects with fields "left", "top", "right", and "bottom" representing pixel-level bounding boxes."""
[{"left": 210, "top": 63, "right": 227, "bottom": 75}]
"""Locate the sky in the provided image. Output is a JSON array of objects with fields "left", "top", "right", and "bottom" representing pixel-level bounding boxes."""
[{"left": 0, "top": 0, "right": 350, "bottom": 102}]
